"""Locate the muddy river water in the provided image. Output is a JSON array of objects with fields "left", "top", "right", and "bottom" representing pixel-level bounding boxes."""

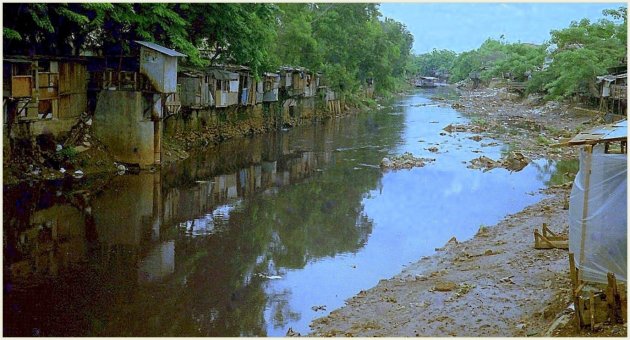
[{"left": 3, "top": 90, "right": 567, "bottom": 336}]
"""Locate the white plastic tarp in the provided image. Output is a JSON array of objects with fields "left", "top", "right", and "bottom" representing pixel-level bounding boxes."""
[{"left": 569, "top": 145, "right": 627, "bottom": 284}]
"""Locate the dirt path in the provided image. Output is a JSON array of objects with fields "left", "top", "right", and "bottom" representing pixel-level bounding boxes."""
[{"left": 309, "top": 87, "right": 626, "bottom": 337}]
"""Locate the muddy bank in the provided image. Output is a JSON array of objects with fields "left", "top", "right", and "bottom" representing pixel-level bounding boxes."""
[{"left": 309, "top": 87, "right": 625, "bottom": 337}]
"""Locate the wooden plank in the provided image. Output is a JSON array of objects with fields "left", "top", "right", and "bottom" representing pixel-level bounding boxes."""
[
  {"left": 578, "top": 145, "right": 593, "bottom": 275},
  {"left": 607, "top": 272, "right": 618, "bottom": 322},
  {"left": 11, "top": 76, "right": 32, "bottom": 97}
]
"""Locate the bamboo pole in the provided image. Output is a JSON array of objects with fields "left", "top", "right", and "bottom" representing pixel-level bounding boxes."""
[{"left": 578, "top": 145, "right": 593, "bottom": 278}]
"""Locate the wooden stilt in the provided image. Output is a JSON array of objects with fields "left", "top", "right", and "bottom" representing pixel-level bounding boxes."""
[
  {"left": 607, "top": 272, "right": 619, "bottom": 323},
  {"left": 578, "top": 145, "right": 593, "bottom": 275},
  {"left": 589, "top": 291, "right": 595, "bottom": 330},
  {"left": 569, "top": 253, "right": 582, "bottom": 330}
]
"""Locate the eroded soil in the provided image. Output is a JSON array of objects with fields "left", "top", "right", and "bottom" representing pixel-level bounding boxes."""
[{"left": 309, "top": 87, "right": 626, "bottom": 337}]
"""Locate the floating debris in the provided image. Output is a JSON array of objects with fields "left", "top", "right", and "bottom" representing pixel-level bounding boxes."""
[
  {"left": 312, "top": 305, "right": 327, "bottom": 312},
  {"left": 467, "top": 151, "right": 529, "bottom": 172},
  {"left": 380, "top": 152, "right": 435, "bottom": 170},
  {"left": 286, "top": 327, "right": 301, "bottom": 337},
  {"left": 256, "top": 273, "right": 282, "bottom": 280}
]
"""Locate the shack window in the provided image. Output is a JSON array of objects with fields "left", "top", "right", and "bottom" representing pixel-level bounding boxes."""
[{"left": 229, "top": 79, "right": 239, "bottom": 93}]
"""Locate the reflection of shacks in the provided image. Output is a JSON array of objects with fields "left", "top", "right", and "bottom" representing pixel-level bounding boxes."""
[
  {"left": 263, "top": 72, "right": 280, "bottom": 102},
  {"left": 261, "top": 161, "right": 277, "bottom": 187},
  {"left": 178, "top": 70, "right": 213, "bottom": 109},
  {"left": 3, "top": 56, "right": 87, "bottom": 126},
  {"left": 559, "top": 120, "right": 627, "bottom": 327},
  {"left": 10, "top": 205, "right": 86, "bottom": 281},
  {"left": 225, "top": 173, "right": 238, "bottom": 199},
  {"left": 254, "top": 165, "right": 262, "bottom": 189},
  {"left": 138, "top": 241, "right": 175, "bottom": 283},
  {"left": 209, "top": 69, "right": 240, "bottom": 107}
]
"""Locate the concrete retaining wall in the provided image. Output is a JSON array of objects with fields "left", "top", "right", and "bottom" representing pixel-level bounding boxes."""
[{"left": 92, "top": 90, "right": 156, "bottom": 167}]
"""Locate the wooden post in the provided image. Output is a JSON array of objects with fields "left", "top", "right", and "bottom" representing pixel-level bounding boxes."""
[
  {"left": 569, "top": 253, "right": 582, "bottom": 330},
  {"left": 607, "top": 272, "right": 619, "bottom": 323},
  {"left": 578, "top": 145, "right": 593, "bottom": 278},
  {"left": 589, "top": 291, "right": 595, "bottom": 330}
]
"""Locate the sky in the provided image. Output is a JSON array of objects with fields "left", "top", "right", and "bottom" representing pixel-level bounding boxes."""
[{"left": 378, "top": 2, "right": 627, "bottom": 54}]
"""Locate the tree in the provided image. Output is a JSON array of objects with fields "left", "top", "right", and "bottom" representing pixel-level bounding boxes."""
[{"left": 534, "top": 7, "right": 627, "bottom": 99}]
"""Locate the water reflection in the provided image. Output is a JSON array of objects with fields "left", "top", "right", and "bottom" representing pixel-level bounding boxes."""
[
  {"left": 3, "top": 91, "right": 571, "bottom": 337},
  {"left": 4, "top": 109, "right": 395, "bottom": 336}
]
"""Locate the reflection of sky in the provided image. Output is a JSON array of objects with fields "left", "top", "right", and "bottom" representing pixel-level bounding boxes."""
[{"left": 263, "top": 89, "right": 552, "bottom": 336}]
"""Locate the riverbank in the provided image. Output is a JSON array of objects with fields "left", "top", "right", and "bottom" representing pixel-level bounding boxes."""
[
  {"left": 2, "top": 93, "right": 386, "bottom": 186},
  {"left": 309, "top": 87, "right": 626, "bottom": 337}
]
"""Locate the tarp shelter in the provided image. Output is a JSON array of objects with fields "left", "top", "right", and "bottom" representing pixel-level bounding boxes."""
[{"left": 567, "top": 120, "right": 627, "bottom": 284}]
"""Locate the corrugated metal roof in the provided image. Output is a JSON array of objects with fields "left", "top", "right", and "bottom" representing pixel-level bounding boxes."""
[
  {"left": 209, "top": 69, "right": 238, "bottom": 80},
  {"left": 135, "top": 41, "right": 186, "bottom": 57},
  {"left": 567, "top": 120, "right": 627, "bottom": 146}
]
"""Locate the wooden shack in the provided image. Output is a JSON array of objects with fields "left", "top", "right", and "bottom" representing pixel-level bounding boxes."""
[
  {"left": 3, "top": 56, "right": 88, "bottom": 131},
  {"left": 178, "top": 70, "right": 213, "bottom": 109},
  {"left": 415, "top": 76, "right": 438, "bottom": 88},
  {"left": 225, "top": 65, "right": 255, "bottom": 106},
  {"left": 597, "top": 71, "right": 627, "bottom": 116},
  {"left": 280, "top": 67, "right": 308, "bottom": 97},
  {"left": 256, "top": 81, "right": 264, "bottom": 104},
  {"left": 209, "top": 69, "right": 239, "bottom": 108},
  {"left": 263, "top": 72, "right": 280, "bottom": 102},
  {"left": 136, "top": 40, "right": 186, "bottom": 94},
  {"left": 304, "top": 72, "right": 318, "bottom": 98}
]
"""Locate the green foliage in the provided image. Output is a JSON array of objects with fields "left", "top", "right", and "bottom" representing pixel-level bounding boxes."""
[
  {"left": 537, "top": 8, "right": 627, "bottom": 99},
  {"left": 408, "top": 49, "right": 457, "bottom": 77},
  {"left": 3, "top": 3, "right": 413, "bottom": 97},
  {"left": 408, "top": 6, "right": 626, "bottom": 101},
  {"left": 56, "top": 146, "right": 78, "bottom": 163}
]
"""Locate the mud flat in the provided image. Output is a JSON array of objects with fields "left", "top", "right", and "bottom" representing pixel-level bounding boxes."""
[{"left": 309, "top": 87, "right": 626, "bottom": 337}]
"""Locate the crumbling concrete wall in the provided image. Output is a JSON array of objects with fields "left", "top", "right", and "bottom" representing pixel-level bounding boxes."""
[
  {"left": 163, "top": 95, "right": 326, "bottom": 139},
  {"left": 92, "top": 90, "right": 155, "bottom": 167}
]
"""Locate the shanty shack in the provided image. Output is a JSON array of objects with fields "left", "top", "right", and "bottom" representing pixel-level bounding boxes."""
[
  {"left": 564, "top": 120, "right": 627, "bottom": 284},
  {"left": 178, "top": 70, "right": 213, "bottom": 109},
  {"left": 415, "top": 76, "right": 438, "bottom": 88},
  {"left": 280, "top": 67, "right": 307, "bottom": 97},
  {"left": 228, "top": 65, "right": 255, "bottom": 106},
  {"left": 304, "top": 72, "right": 318, "bottom": 97},
  {"left": 596, "top": 71, "right": 627, "bottom": 116},
  {"left": 262, "top": 73, "right": 280, "bottom": 102},
  {"left": 3, "top": 56, "right": 88, "bottom": 136},
  {"left": 136, "top": 40, "right": 185, "bottom": 94}
]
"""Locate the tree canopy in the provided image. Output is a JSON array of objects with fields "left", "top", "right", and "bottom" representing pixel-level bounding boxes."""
[
  {"left": 408, "top": 7, "right": 626, "bottom": 99},
  {"left": 3, "top": 3, "right": 414, "bottom": 96}
]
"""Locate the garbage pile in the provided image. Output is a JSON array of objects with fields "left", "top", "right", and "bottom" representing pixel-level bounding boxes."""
[
  {"left": 64, "top": 111, "right": 94, "bottom": 152},
  {"left": 380, "top": 152, "right": 435, "bottom": 170},
  {"left": 468, "top": 151, "right": 530, "bottom": 172}
]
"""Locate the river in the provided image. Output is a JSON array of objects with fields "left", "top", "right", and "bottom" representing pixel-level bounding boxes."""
[{"left": 3, "top": 89, "right": 565, "bottom": 336}]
